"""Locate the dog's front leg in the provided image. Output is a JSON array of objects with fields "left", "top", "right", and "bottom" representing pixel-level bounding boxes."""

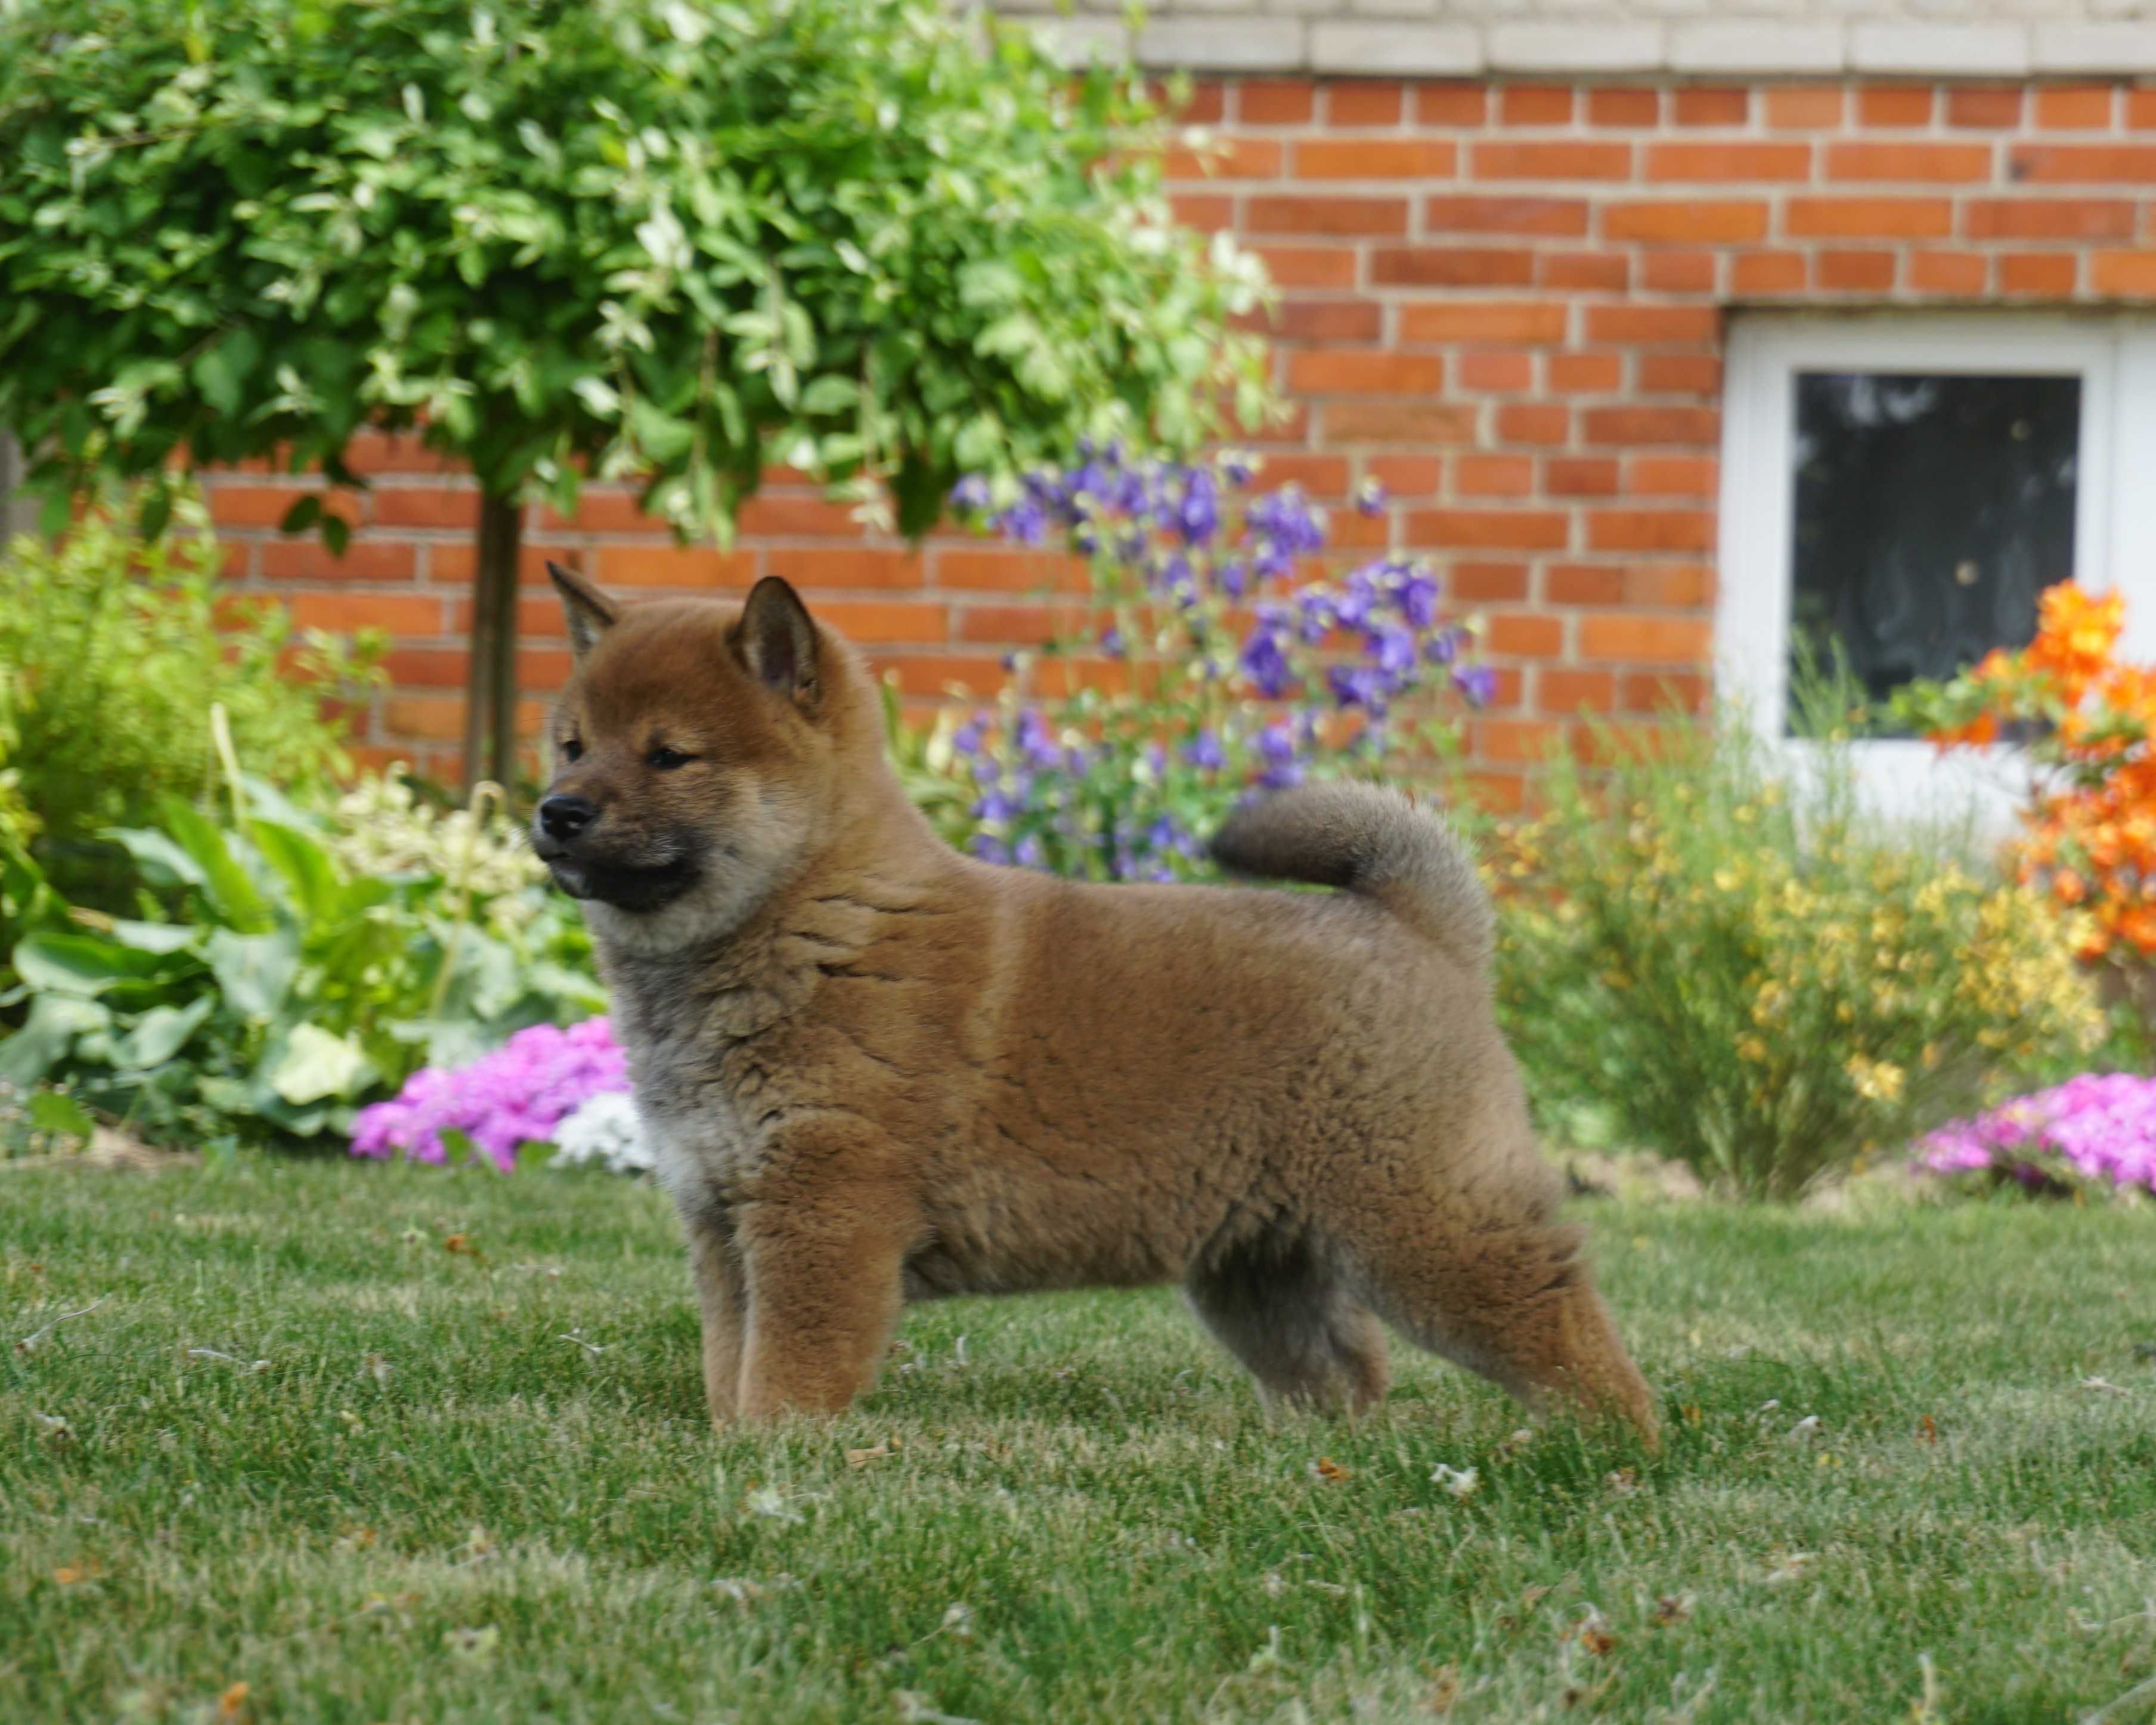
[
  {"left": 734, "top": 1187, "right": 912, "bottom": 1419},
  {"left": 684, "top": 1210, "right": 747, "bottom": 1428}
]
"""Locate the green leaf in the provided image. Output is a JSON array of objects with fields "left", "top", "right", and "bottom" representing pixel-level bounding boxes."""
[
  {"left": 159, "top": 799, "right": 272, "bottom": 931},
  {"left": 280, "top": 494, "right": 324, "bottom": 535},
  {"left": 111, "top": 996, "right": 216, "bottom": 1069},
  {"left": 106, "top": 920, "right": 202, "bottom": 956},
  {"left": 0, "top": 995, "right": 110, "bottom": 1086},
  {"left": 107, "top": 828, "right": 207, "bottom": 891},
  {"left": 249, "top": 820, "right": 342, "bottom": 926},
  {"left": 268, "top": 1023, "right": 374, "bottom": 1105},
  {"left": 193, "top": 329, "right": 262, "bottom": 417},
  {"left": 799, "top": 374, "right": 859, "bottom": 416},
  {"left": 13, "top": 931, "right": 174, "bottom": 996},
  {"left": 27, "top": 1090, "right": 95, "bottom": 1139},
  {"left": 322, "top": 515, "right": 351, "bottom": 557},
  {"left": 205, "top": 927, "right": 300, "bottom": 1020}
]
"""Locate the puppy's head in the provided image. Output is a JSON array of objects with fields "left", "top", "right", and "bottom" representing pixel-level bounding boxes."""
[{"left": 533, "top": 563, "right": 856, "bottom": 950}]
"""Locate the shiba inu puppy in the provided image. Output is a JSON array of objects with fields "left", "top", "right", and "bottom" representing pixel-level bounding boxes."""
[{"left": 532, "top": 564, "right": 1656, "bottom": 1442}]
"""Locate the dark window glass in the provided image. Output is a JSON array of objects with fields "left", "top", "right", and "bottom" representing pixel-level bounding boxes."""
[{"left": 1788, "top": 371, "right": 2080, "bottom": 731}]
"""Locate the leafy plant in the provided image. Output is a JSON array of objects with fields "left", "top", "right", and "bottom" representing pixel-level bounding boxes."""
[
  {"left": 1483, "top": 717, "right": 2107, "bottom": 1200},
  {"left": 0, "top": 769, "right": 601, "bottom": 1150},
  {"left": 0, "top": 0, "right": 1268, "bottom": 782},
  {"left": 0, "top": 487, "right": 379, "bottom": 900},
  {"left": 932, "top": 450, "right": 1491, "bottom": 881}
]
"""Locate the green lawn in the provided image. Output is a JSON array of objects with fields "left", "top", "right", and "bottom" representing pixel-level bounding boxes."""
[{"left": 2, "top": 1160, "right": 2154, "bottom": 1724}]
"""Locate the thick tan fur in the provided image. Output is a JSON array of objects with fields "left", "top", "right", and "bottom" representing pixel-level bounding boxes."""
[{"left": 534, "top": 566, "right": 1657, "bottom": 1441}]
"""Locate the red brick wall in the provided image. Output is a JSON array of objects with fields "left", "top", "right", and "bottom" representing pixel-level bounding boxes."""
[{"left": 206, "top": 76, "right": 2156, "bottom": 802}]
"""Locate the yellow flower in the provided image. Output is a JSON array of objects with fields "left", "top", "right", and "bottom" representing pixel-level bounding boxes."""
[
  {"left": 1845, "top": 1055, "right": 1905, "bottom": 1105},
  {"left": 1736, "top": 1035, "right": 1769, "bottom": 1064}
]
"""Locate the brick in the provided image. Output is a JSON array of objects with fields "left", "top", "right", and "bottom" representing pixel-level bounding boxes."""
[
  {"left": 1246, "top": 196, "right": 1409, "bottom": 237},
  {"left": 1585, "top": 305, "right": 1722, "bottom": 345},
  {"left": 1580, "top": 614, "right": 1714, "bottom": 662},
  {"left": 1471, "top": 141, "right": 1634, "bottom": 181},
  {"left": 1458, "top": 350, "right": 1534, "bottom": 391},
  {"left": 1159, "top": 138, "right": 1285, "bottom": 180},
  {"left": 1587, "top": 508, "right": 1715, "bottom": 552},
  {"left": 1765, "top": 86, "right": 1845, "bottom": 130},
  {"left": 1825, "top": 142, "right": 1995, "bottom": 183},
  {"left": 2009, "top": 144, "right": 2156, "bottom": 182},
  {"left": 1604, "top": 200, "right": 1770, "bottom": 243},
  {"left": 259, "top": 540, "right": 416, "bottom": 583},
  {"left": 1674, "top": 88, "right": 1749, "bottom": 126},
  {"left": 1786, "top": 197, "right": 1954, "bottom": 238},
  {"left": 451, "top": 595, "right": 589, "bottom": 639},
  {"left": 1260, "top": 453, "right": 1352, "bottom": 495},
  {"left": 1966, "top": 198, "right": 2137, "bottom": 240},
  {"left": 1250, "top": 246, "right": 1360, "bottom": 289},
  {"left": 1167, "top": 193, "right": 1235, "bottom": 234},
  {"left": 435, "top": 543, "right": 563, "bottom": 589},
  {"left": 1415, "top": 85, "right": 1487, "bottom": 127},
  {"left": 1454, "top": 454, "right": 1535, "bottom": 497},
  {"left": 1539, "top": 251, "right": 1630, "bottom": 292},
  {"left": 1287, "top": 350, "right": 1446, "bottom": 395},
  {"left": 597, "top": 546, "right": 758, "bottom": 588},
  {"left": 735, "top": 493, "right": 862, "bottom": 537},
  {"left": 289, "top": 591, "right": 447, "bottom": 636},
  {"left": 810, "top": 600, "right": 947, "bottom": 645},
  {"left": 1498, "top": 85, "right": 1572, "bottom": 126},
  {"left": 1622, "top": 563, "right": 1715, "bottom": 608},
  {"left": 1398, "top": 301, "right": 1569, "bottom": 343},
  {"left": 1642, "top": 251, "right": 1717, "bottom": 293},
  {"left": 209, "top": 484, "right": 361, "bottom": 530},
  {"left": 2131, "top": 89, "right": 2156, "bottom": 129},
  {"left": 1324, "top": 402, "right": 1480, "bottom": 443},
  {"left": 1239, "top": 79, "right": 1315, "bottom": 125},
  {"left": 1909, "top": 250, "right": 1989, "bottom": 294},
  {"left": 1497, "top": 403, "right": 1570, "bottom": 444},
  {"left": 1424, "top": 196, "right": 1590, "bottom": 237},
  {"left": 537, "top": 490, "right": 649, "bottom": 534},
  {"left": 1269, "top": 300, "right": 1384, "bottom": 342},
  {"left": 1328, "top": 82, "right": 1403, "bottom": 127},
  {"left": 1366, "top": 455, "right": 1443, "bottom": 497},
  {"left": 1637, "top": 352, "right": 1721, "bottom": 395},
  {"left": 1731, "top": 250, "right": 1809, "bottom": 293},
  {"left": 1856, "top": 86, "right": 1936, "bottom": 128},
  {"left": 1628, "top": 456, "right": 1718, "bottom": 497},
  {"left": 1817, "top": 250, "right": 1898, "bottom": 291},
  {"left": 1449, "top": 562, "right": 1530, "bottom": 602},
  {"left": 1485, "top": 613, "right": 1565, "bottom": 657},
  {"left": 767, "top": 547, "right": 923, "bottom": 589},
  {"left": 1619, "top": 670, "right": 1709, "bottom": 714},
  {"left": 2090, "top": 250, "right": 2156, "bottom": 294},
  {"left": 342, "top": 432, "right": 462, "bottom": 476},
  {"left": 1946, "top": 87, "right": 2023, "bottom": 128},
  {"left": 1464, "top": 769, "right": 1527, "bottom": 813},
  {"left": 2000, "top": 252, "right": 2080, "bottom": 295},
  {"left": 384, "top": 695, "right": 466, "bottom": 742},
  {"left": 1581, "top": 405, "right": 1720, "bottom": 445},
  {"left": 1371, "top": 246, "right": 1535, "bottom": 287},
  {"left": 1548, "top": 352, "right": 1623, "bottom": 392},
  {"left": 1160, "top": 80, "right": 1226, "bottom": 125},
  {"left": 1586, "top": 87, "right": 1658, "bottom": 128},
  {"left": 1407, "top": 509, "right": 1570, "bottom": 549},
  {"left": 1474, "top": 719, "right": 1569, "bottom": 764},
  {"left": 952, "top": 602, "right": 1094, "bottom": 646},
  {"left": 1294, "top": 138, "right": 1457, "bottom": 179},
  {"left": 1545, "top": 457, "right": 1619, "bottom": 497},
  {"left": 1539, "top": 668, "right": 1618, "bottom": 712},
  {"left": 934, "top": 549, "right": 1088, "bottom": 593},
  {"left": 1546, "top": 563, "right": 1624, "bottom": 605},
  {"left": 1643, "top": 142, "right": 1813, "bottom": 182},
  {"left": 373, "top": 487, "right": 482, "bottom": 529},
  {"left": 2034, "top": 85, "right": 2116, "bottom": 129},
  {"left": 861, "top": 654, "right": 1003, "bottom": 699}
]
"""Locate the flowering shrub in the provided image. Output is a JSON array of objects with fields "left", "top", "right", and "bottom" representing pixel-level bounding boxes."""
[
  {"left": 937, "top": 447, "right": 1489, "bottom": 880},
  {"left": 1919, "top": 1073, "right": 2156, "bottom": 1198},
  {"left": 331, "top": 767, "right": 548, "bottom": 934},
  {"left": 1485, "top": 718, "right": 2107, "bottom": 1200},
  {"left": 351, "top": 1017, "right": 627, "bottom": 1170},
  {"left": 1894, "top": 581, "right": 2156, "bottom": 961}
]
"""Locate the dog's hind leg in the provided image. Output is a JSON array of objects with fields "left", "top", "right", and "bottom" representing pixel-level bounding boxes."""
[
  {"left": 1185, "top": 1234, "right": 1390, "bottom": 1416},
  {"left": 1342, "top": 1196, "right": 1658, "bottom": 1444}
]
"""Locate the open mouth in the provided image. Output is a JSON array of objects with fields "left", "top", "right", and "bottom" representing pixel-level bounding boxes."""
[{"left": 541, "top": 851, "right": 702, "bottom": 914}]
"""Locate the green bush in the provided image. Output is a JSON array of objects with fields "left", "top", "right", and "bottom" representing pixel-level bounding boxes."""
[
  {"left": 1481, "top": 720, "right": 2108, "bottom": 1200},
  {"left": 0, "top": 769, "right": 600, "bottom": 1152},
  {"left": 0, "top": 488, "right": 379, "bottom": 894}
]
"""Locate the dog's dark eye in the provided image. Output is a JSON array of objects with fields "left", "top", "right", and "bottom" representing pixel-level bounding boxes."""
[
  {"left": 560, "top": 739, "right": 583, "bottom": 763},
  {"left": 647, "top": 746, "right": 691, "bottom": 770}
]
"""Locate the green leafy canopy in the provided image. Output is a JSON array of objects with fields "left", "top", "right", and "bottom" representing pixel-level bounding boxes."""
[{"left": 0, "top": 0, "right": 1271, "bottom": 540}]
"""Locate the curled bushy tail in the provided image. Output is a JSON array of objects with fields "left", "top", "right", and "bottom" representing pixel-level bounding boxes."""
[{"left": 1210, "top": 783, "right": 1495, "bottom": 971}]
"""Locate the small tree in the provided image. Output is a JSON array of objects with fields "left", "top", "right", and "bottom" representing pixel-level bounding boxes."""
[{"left": 0, "top": 0, "right": 1267, "bottom": 786}]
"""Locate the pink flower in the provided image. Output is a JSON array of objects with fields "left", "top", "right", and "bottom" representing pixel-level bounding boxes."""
[
  {"left": 351, "top": 1017, "right": 631, "bottom": 1170},
  {"left": 1917, "top": 1072, "right": 2156, "bottom": 1194}
]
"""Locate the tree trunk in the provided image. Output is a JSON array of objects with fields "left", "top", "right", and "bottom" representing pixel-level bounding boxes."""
[{"left": 463, "top": 493, "right": 522, "bottom": 795}]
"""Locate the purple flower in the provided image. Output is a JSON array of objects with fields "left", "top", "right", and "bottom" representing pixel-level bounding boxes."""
[
  {"left": 1238, "top": 624, "right": 1293, "bottom": 699},
  {"left": 949, "top": 474, "right": 992, "bottom": 513},
  {"left": 1368, "top": 624, "right": 1418, "bottom": 679},
  {"left": 1256, "top": 723, "right": 1302, "bottom": 789},
  {"left": 1176, "top": 469, "right": 1221, "bottom": 547},
  {"left": 1101, "top": 625, "right": 1126, "bottom": 658},
  {"left": 1329, "top": 664, "right": 1389, "bottom": 710},
  {"left": 1184, "top": 729, "right": 1226, "bottom": 772},
  {"left": 995, "top": 497, "right": 1049, "bottom": 546},
  {"left": 1452, "top": 664, "right": 1498, "bottom": 708},
  {"left": 1353, "top": 477, "right": 1387, "bottom": 517},
  {"left": 1395, "top": 568, "right": 1440, "bottom": 630}
]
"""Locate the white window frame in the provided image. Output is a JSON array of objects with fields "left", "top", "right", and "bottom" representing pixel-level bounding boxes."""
[{"left": 1718, "top": 311, "right": 2156, "bottom": 827}]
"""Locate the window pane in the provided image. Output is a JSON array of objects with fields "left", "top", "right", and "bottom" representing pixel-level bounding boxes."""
[{"left": 1789, "top": 371, "right": 2079, "bottom": 729}]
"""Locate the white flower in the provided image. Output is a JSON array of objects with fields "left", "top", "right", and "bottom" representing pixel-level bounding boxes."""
[
  {"left": 1430, "top": 1463, "right": 1479, "bottom": 1500},
  {"left": 552, "top": 1090, "right": 653, "bottom": 1175}
]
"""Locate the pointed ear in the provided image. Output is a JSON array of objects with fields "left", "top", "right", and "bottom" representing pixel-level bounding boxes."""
[
  {"left": 548, "top": 561, "right": 619, "bottom": 662},
  {"left": 730, "top": 577, "right": 821, "bottom": 711}
]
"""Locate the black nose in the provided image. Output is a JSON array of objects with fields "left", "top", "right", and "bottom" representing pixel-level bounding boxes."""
[{"left": 537, "top": 794, "right": 598, "bottom": 843}]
